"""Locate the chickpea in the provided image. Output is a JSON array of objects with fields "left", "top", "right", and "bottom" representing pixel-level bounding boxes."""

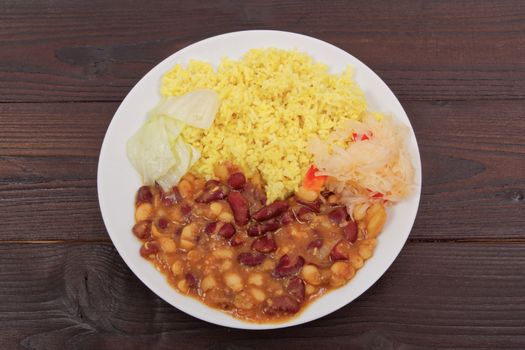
[
  {"left": 248, "top": 273, "right": 263, "bottom": 286},
  {"left": 171, "top": 261, "right": 183, "bottom": 276},
  {"left": 178, "top": 179, "right": 193, "bottom": 199},
  {"left": 168, "top": 207, "right": 183, "bottom": 222},
  {"left": 219, "top": 259, "right": 232, "bottom": 272},
  {"left": 180, "top": 223, "right": 198, "bottom": 250},
  {"left": 135, "top": 203, "right": 153, "bottom": 222},
  {"left": 224, "top": 272, "right": 243, "bottom": 292},
  {"left": 296, "top": 185, "right": 319, "bottom": 202},
  {"left": 301, "top": 264, "right": 321, "bottom": 286},
  {"left": 187, "top": 249, "right": 203, "bottom": 262},
  {"left": 213, "top": 247, "right": 233, "bottom": 259},
  {"left": 159, "top": 237, "right": 177, "bottom": 253},
  {"left": 234, "top": 292, "right": 254, "bottom": 310},
  {"left": 210, "top": 202, "right": 223, "bottom": 216},
  {"left": 250, "top": 287, "right": 266, "bottom": 302},
  {"left": 349, "top": 251, "right": 364, "bottom": 269},
  {"left": 193, "top": 178, "right": 206, "bottom": 192},
  {"left": 305, "top": 284, "right": 317, "bottom": 295},
  {"left": 214, "top": 164, "right": 229, "bottom": 182},
  {"left": 201, "top": 275, "right": 217, "bottom": 292},
  {"left": 330, "top": 261, "right": 356, "bottom": 287},
  {"left": 358, "top": 244, "right": 374, "bottom": 260},
  {"left": 218, "top": 211, "right": 233, "bottom": 223},
  {"left": 366, "top": 204, "right": 387, "bottom": 238},
  {"left": 177, "top": 279, "right": 189, "bottom": 293}
]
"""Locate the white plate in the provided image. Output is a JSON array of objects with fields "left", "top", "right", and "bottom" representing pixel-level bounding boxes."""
[{"left": 97, "top": 30, "right": 422, "bottom": 330}]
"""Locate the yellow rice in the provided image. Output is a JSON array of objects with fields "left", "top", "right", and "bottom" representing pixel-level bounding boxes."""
[{"left": 161, "top": 48, "right": 368, "bottom": 201}]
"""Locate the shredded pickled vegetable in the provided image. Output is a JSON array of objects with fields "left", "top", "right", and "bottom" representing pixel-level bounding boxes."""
[{"left": 309, "top": 114, "right": 415, "bottom": 214}]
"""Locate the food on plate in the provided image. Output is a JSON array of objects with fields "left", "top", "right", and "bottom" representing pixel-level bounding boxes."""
[{"left": 127, "top": 48, "right": 415, "bottom": 322}]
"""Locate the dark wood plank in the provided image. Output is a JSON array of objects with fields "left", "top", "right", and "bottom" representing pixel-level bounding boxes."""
[
  {"left": 0, "top": 0, "right": 523, "bottom": 102},
  {"left": 0, "top": 241, "right": 524, "bottom": 349},
  {"left": 0, "top": 100, "right": 523, "bottom": 241}
]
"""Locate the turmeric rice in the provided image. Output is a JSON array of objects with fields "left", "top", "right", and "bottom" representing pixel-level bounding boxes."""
[{"left": 160, "top": 48, "right": 371, "bottom": 201}]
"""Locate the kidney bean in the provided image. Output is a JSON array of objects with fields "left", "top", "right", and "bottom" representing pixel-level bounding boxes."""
[
  {"left": 281, "top": 211, "right": 294, "bottom": 225},
  {"left": 287, "top": 277, "right": 305, "bottom": 302},
  {"left": 140, "top": 240, "right": 159, "bottom": 257},
  {"left": 273, "top": 255, "right": 305, "bottom": 278},
  {"left": 205, "top": 179, "right": 221, "bottom": 190},
  {"left": 328, "top": 207, "right": 348, "bottom": 225},
  {"left": 344, "top": 220, "right": 358, "bottom": 243},
  {"left": 157, "top": 217, "right": 169, "bottom": 230},
  {"left": 185, "top": 273, "right": 198, "bottom": 288},
  {"left": 218, "top": 223, "right": 236, "bottom": 239},
  {"left": 307, "top": 238, "right": 323, "bottom": 250},
  {"left": 196, "top": 184, "right": 228, "bottom": 203},
  {"left": 295, "top": 198, "right": 321, "bottom": 213},
  {"left": 132, "top": 220, "right": 151, "bottom": 239},
  {"left": 161, "top": 187, "right": 182, "bottom": 206},
  {"left": 181, "top": 204, "right": 192, "bottom": 216},
  {"left": 227, "top": 192, "right": 249, "bottom": 225},
  {"left": 227, "top": 172, "right": 246, "bottom": 190},
  {"left": 264, "top": 295, "right": 300, "bottom": 315},
  {"left": 253, "top": 200, "right": 289, "bottom": 221},
  {"left": 330, "top": 240, "right": 349, "bottom": 261},
  {"left": 204, "top": 221, "right": 218, "bottom": 235},
  {"left": 237, "top": 252, "right": 266, "bottom": 266},
  {"left": 247, "top": 219, "right": 280, "bottom": 237},
  {"left": 296, "top": 206, "right": 315, "bottom": 221},
  {"left": 136, "top": 186, "right": 153, "bottom": 204},
  {"left": 251, "top": 235, "right": 277, "bottom": 253}
]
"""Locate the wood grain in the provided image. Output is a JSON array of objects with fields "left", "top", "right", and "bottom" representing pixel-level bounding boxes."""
[
  {"left": 0, "top": 242, "right": 523, "bottom": 349},
  {"left": 0, "top": 0, "right": 524, "bottom": 102},
  {"left": 1, "top": 100, "right": 523, "bottom": 241}
]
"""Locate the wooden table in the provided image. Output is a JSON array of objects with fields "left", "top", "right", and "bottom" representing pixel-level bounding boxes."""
[{"left": 1, "top": 1, "right": 524, "bottom": 349}]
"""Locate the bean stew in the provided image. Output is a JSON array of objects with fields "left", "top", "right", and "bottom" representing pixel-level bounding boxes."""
[{"left": 132, "top": 163, "right": 387, "bottom": 322}]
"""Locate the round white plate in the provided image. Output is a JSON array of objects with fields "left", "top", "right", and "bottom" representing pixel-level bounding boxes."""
[{"left": 97, "top": 30, "right": 422, "bottom": 330}]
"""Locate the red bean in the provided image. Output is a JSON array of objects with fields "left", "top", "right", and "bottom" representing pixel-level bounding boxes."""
[
  {"left": 205, "top": 179, "right": 221, "bottom": 190},
  {"left": 273, "top": 255, "right": 305, "bottom": 278},
  {"left": 227, "top": 192, "right": 249, "bottom": 225},
  {"left": 195, "top": 184, "right": 228, "bottom": 203},
  {"left": 140, "top": 240, "right": 159, "bottom": 257},
  {"left": 295, "top": 198, "right": 321, "bottom": 213},
  {"left": 161, "top": 187, "right": 181, "bottom": 206},
  {"left": 157, "top": 217, "right": 169, "bottom": 230},
  {"left": 264, "top": 295, "right": 300, "bottom": 315},
  {"left": 136, "top": 186, "right": 153, "bottom": 204},
  {"left": 251, "top": 235, "right": 277, "bottom": 253},
  {"left": 253, "top": 200, "right": 289, "bottom": 221},
  {"left": 132, "top": 220, "right": 151, "bottom": 239},
  {"left": 218, "top": 223, "right": 236, "bottom": 239},
  {"left": 344, "top": 220, "right": 358, "bottom": 243},
  {"left": 296, "top": 206, "right": 315, "bottom": 221},
  {"left": 328, "top": 207, "right": 348, "bottom": 225},
  {"left": 204, "top": 222, "right": 218, "bottom": 235},
  {"left": 185, "top": 273, "right": 198, "bottom": 288},
  {"left": 287, "top": 277, "right": 305, "bottom": 302},
  {"left": 181, "top": 204, "right": 192, "bottom": 216},
  {"left": 237, "top": 252, "right": 266, "bottom": 266},
  {"left": 247, "top": 219, "right": 280, "bottom": 237},
  {"left": 330, "top": 240, "right": 349, "bottom": 261},
  {"left": 281, "top": 211, "right": 294, "bottom": 225},
  {"left": 307, "top": 238, "right": 323, "bottom": 250},
  {"left": 227, "top": 172, "right": 246, "bottom": 190}
]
